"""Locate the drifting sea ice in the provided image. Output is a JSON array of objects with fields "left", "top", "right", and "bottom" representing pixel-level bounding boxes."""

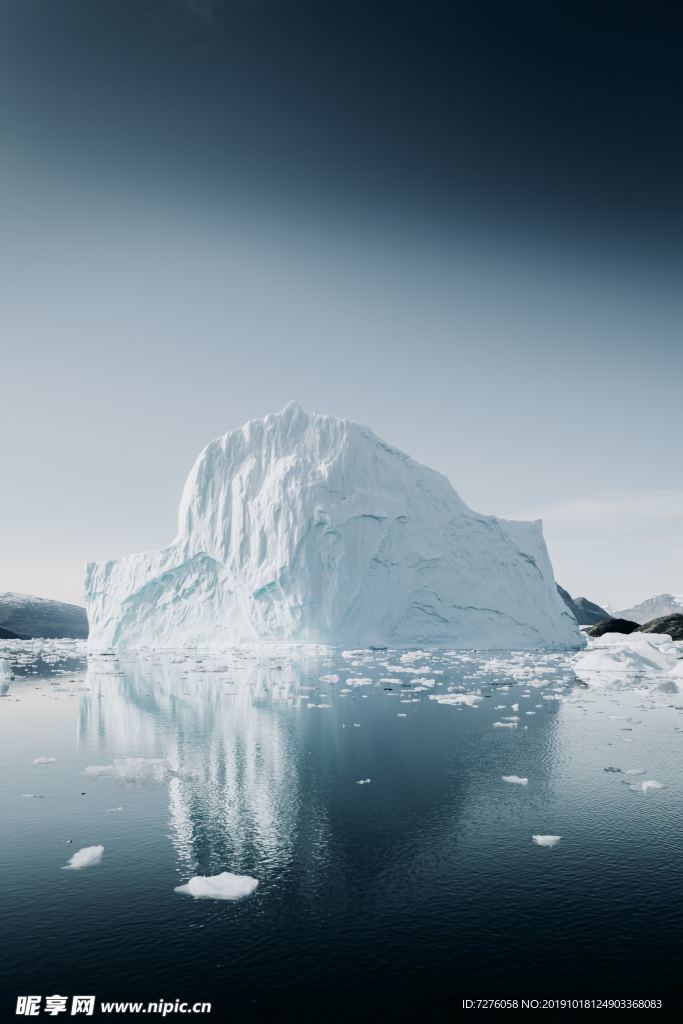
[
  {"left": 32, "top": 756, "right": 55, "bottom": 765},
  {"left": 63, "top": 845, "right": 104, "bottom": 870},
  {"left": 429, "top": 693, "right": 482, "bottom": 707},
  {"left": 532, "top": 835, "right": 561, "bottom": 847},
  {"left": 629, "top": 780, "right": 665, "bottom": 793},
  {"left": 174, "top": 872, "right": 258, "bottom": 901},
  {"left": 83, "top": 757, "right": 197, "bottom": 783},
  {"left": 502, "top": 775, "right": 528, "bottom": 785}
]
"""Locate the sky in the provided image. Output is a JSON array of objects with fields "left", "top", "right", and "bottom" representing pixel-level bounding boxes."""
[{"left": 1, "top": 0, "right": 682, "bottom": 610}]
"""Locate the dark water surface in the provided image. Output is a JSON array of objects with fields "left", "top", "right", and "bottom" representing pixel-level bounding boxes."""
[{"left": 1, "top": 642, "right": 681, "bottom": 1021}]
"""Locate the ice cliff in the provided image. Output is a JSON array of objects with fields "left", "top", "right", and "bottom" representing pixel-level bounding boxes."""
[{"left": 85, "top": 402, "right": 583, "bottom": 650}]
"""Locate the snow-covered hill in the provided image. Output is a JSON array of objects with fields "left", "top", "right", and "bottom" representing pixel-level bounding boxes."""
[
  {"left": 85, "top": 403, "right": 583, "bottom": 650},
  {"left": 0, "top": 592, "right": 88, "bottom": 639},
  {"left": 618, "top": 594, "right": 683, "bottom": 623}
]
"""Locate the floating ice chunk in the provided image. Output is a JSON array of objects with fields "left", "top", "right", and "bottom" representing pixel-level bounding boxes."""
[
  {"left": 572, "top": 633, "right": 683, "bottom": 689},
  {"left": 532, "top": 835, "right": 561, "bottom": 847},
  {"left": 347, "top": 677, "right": 373, "bottom": 686},
  {"left": 630, "top": 780, "right": 665, "bottom": 793},
  {"left": 175, "top": 871, "right": 258, "bottom": 901},
  {"left": 63, "top": 845, "right": 104, "bottom": 870},
  {"left": 319, "top": 674, "right": 339, "bottom": 683},
  {"left": 502, "top": 775, "right": 528, "bottom": 785},
  {"left": 493, "top": 721, "right": 517, "bottom": 729},
  {"left": 429, "top": 693, "right": 482, "bottom": 707},
  {"left": 356, "top": 778, "right": 371, "bottom": 785},
  {"left": 107, "top": 807, "right": 124, "bottom": 812},
  {"left": 624, "top": 768, "right": 645, "bottom": 776},
  {"left": 397, "top": 713, "right": 407, "bottom": 717},
  {"left": 32, "top": 757, "right": 56, "bottom": 765},
  {"left": 21, "top": 793, "right": 44, "bottom": 799},
  {"left": 84, "top": 757, "right": 171, "bottom": 783}
]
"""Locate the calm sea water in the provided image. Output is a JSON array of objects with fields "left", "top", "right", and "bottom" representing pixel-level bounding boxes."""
[{"left": 1, "top": 642, "right": 681, "bottom": 1021}]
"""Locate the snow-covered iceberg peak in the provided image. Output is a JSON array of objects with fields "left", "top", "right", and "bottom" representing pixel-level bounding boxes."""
[{"left": 85, "top": 403, "right": 582, "bottom": 650}]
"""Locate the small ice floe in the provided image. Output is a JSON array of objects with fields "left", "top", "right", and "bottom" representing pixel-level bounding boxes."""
[
  {"left": 84, "top": 757, "right": 171, "bottom": 783},
  {"left": 397, "top": 713, "right": 407, "bottom": 717},
  {"left": 429, "top": 693, "right": 481, "bottom": 707},
  {"left": 319, "top": 674, "right": 339, "bottom": 683},
  {"left": 532, "top": 835, "right": 561, "bottom": 847},
  {"left": 32, "top": 756, "right": 56, "bottom": 766},
  {"left": 106, "top": 807, "right": 124, "bottom": 813},
  {"left": 356, "top": 778, "right": 371, "bottom": 785},
  {"left": 21, "top": 793, "right": 45, "bottom": 799},
  {"left": 175, "top": 871, "right": 258, "bottom": 901},
  {"left": 502, "top": 775, "right": 528, "bottom": 785},
  {"left": 624, "top": 768, "right": 645, "bottom": 775},
  {"left": 493, "top": 721, "right": 517, "bottom": 729},
  {"left": 63, "top": 845, "right": 104, "bottom": 870},
  {"left": 629, "top": 780, "right": 665, "bottom": 794}
]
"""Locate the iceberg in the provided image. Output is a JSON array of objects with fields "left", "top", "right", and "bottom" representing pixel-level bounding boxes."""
[{"left": 85, "top": 403, "right": 582, "bottom": 650}]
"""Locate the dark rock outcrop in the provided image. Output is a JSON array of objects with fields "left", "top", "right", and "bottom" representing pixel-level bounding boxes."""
[
  {"left": 639, "top": 614, "right": 683, "bottom": 641},
  {"left": 586, "top": 618, "right": 641, "bottom": 637}
]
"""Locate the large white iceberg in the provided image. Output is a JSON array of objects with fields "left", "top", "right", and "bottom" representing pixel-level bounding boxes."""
[{"left": 85, "top": 403, "right": 582, "bottom": 650}]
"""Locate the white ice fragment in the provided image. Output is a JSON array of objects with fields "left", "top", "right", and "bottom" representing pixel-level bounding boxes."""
[
  {"left": 175, "top": 871, "right": 258, "bottom": 901},
  {"left": 84, "top": 757, "right": 171, "bottom": 783},
  {"left": 493, "top": 721, "right": 517, "bottom": 729},
  {"left": 532, "top": 835, "right": 561, "bottom": 847},
  {"left": 502, "top": 775, "right": 528, "bottom": 785},
  {"left": 32, "top": 757, "right": 56, "bottom": 765},
  {"left": 63, "top": 845, "right": 104, "bottom": 870},
  {"left": 630, "top": 780, "right": 665, "bottom": 793},
  {"left": 429, "top": 693, "right": 482, "bottom": 707}
]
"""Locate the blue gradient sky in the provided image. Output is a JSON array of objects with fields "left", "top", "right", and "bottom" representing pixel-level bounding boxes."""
[{"left": 1, "top": 1, "right": 682, "bottom": 608}]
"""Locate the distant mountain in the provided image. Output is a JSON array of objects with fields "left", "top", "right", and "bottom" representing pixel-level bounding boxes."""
[
  {"left": 618, "top": 594, "right": 683, "bottom": 623},
  {"left": 556, "top": 586, "right": 610, "bottom": 625},
  {"left": 0, "top": 593, "right": 88, "bottom": 639}
]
